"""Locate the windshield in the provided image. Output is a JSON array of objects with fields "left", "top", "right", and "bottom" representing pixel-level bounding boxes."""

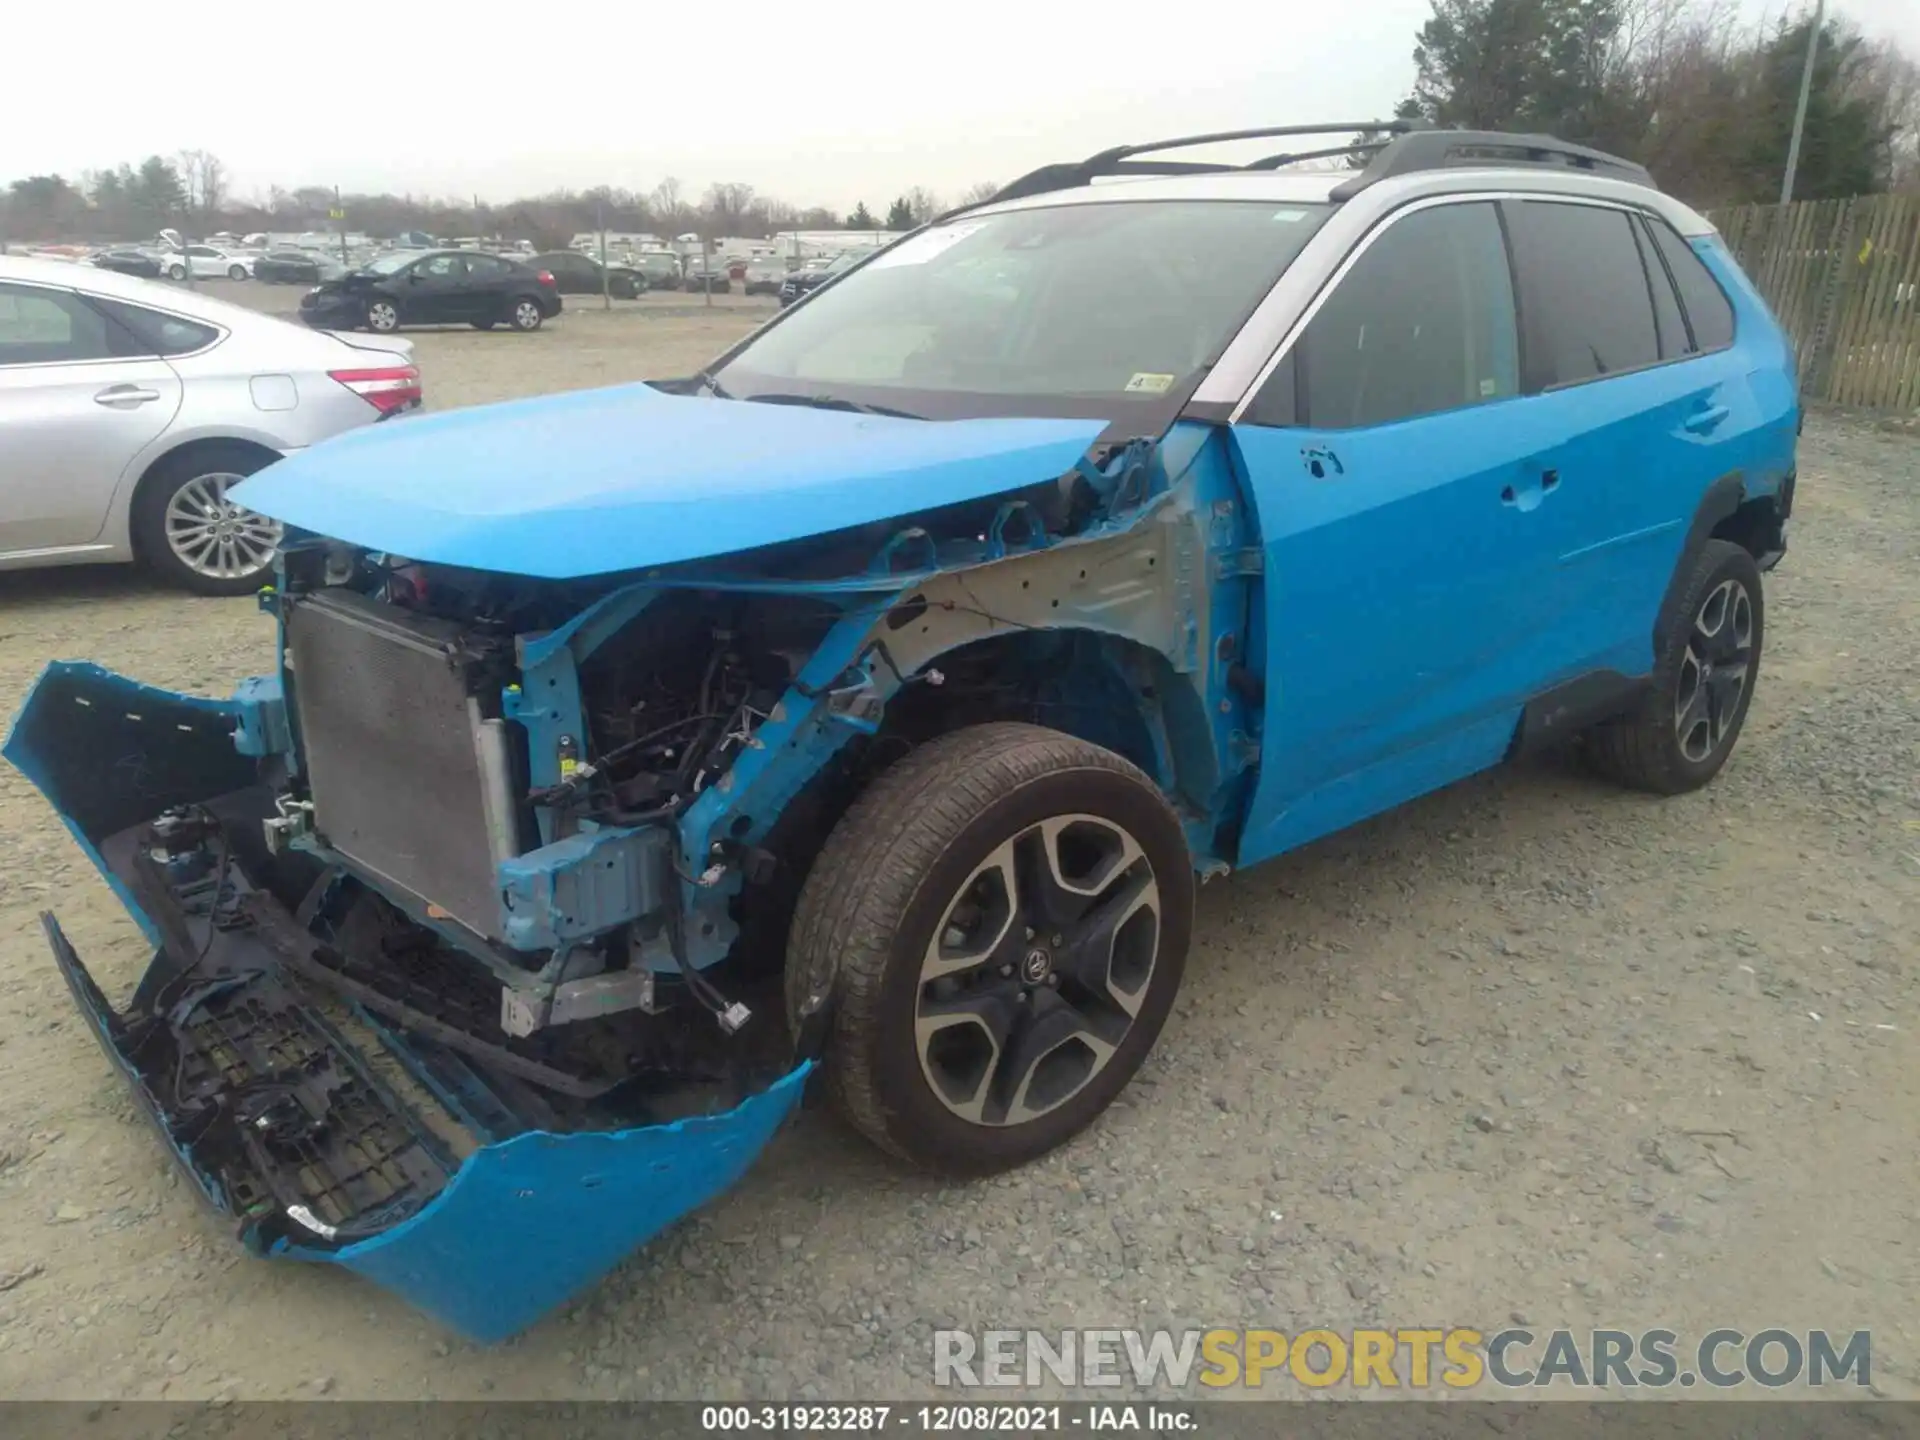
[
  {"left": 715, "top": 200, "right": 1330, "bottom": 418},
  {"left": 361, "top": 252, "right": 417, "bottom": 276}
]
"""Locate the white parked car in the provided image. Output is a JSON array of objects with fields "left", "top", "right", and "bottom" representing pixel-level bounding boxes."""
[
  {"left": 0, "top": 255, "right": 420, "bottom": 593},
  {"left": 159, "top": 245, "right": 256, "bottom": 281}
]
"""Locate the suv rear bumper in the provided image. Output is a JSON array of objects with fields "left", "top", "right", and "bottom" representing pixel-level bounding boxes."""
[{"left": 4, "top": 661, "right": 808, "bottom": 1342}]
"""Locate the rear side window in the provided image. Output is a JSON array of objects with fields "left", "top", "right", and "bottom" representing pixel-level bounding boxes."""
[
  {"left": 1648, "top": 219, "right": 1736, "bottom": 351},
  {"left": 90, "top": 298, "right": 218, "bottom": 356},
  {"left": 1254, "top": 201, "right": 1519, "bottom": 430},
  {"left": 466, "top": 255, "right": 511, "bottom": 279},
  {"left": 1510, "top": 201, "right": 1660, "bottom": 385},
  {"left": 1636, "top": 220, "right": 1690, "bottom": 360}
]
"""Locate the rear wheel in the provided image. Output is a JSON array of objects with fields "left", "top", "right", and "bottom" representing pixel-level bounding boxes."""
[
  {"left": 509, "top": 297, "right": 544, "bottom": 331},
  {"left": 166, "top": 262, "right": 186, "bottom": 280},
  {"left": 132, "top": 444, "right": 283, "bottom": 596},
  {"left": 227, "top": 264, "right": 247, "bottom": 280},
  {"left": 1586, "top": 539, "right": 1764, "bottom": 793},
  {"left": 788, "top": 723, "right": 1193, "bottom": 1175}
]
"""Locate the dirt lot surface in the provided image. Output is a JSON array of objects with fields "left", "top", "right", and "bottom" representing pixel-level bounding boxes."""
[{"left": 0, "top": 295, "right": 1914, "bottom": 1401}]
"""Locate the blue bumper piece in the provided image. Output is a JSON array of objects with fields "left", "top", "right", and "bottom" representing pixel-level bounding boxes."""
[
  {"left": 4, "top": 661, "right": 810, "bottom": 1343},
  {"left": 311, "top": 1067, "right": 807, "bottom": 1342}
]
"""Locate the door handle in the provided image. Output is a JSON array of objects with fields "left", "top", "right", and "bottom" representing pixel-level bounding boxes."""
[
  {"left": 1501, "top": 469, "right": 1558, "bottom": 509},
  {"left": 95, "top": 385, "right": 161, "bottom": 407},
  {"left": 1683, "top": 404, "right": 1730, "bottom": 435}
]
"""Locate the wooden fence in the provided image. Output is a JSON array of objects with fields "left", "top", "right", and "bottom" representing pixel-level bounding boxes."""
[{"left": 1708, "top": 194, "right": 1920, "bottom": 412}]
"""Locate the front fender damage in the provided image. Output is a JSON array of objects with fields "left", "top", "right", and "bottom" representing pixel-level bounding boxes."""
[{"left": 3, "top": 662, "right": 809, "bottom": 1343}]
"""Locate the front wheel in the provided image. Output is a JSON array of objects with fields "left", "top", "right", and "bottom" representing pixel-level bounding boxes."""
[
  {"left": 1586, "top": 538, "right": 1764, "bottom": 793},
  {"left": 365, "top": 298, "right": 401, "bottom": 332},
  {"left": 227, "top": 264, "right": 247, "bottom": 280},
  {"left": 166, "top": 263, "right": 186, "bottom": 280},
  {"left": 787, "top": 723, "right": 1193, "bottom": 1176},
  {"left": 508, "top": 297, "right": 544, "bottom": 331}
]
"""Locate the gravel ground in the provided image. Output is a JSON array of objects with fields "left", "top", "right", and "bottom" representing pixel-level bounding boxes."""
[{"left": 0, "top": 297, "right": 1914, "bottom": 1401}]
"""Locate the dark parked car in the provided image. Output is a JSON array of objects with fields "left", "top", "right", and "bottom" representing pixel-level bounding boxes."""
[
  {"left": 630, "top": 252, "right": 683, "bottom": 291},
  {"left": 255, "top": 249, "right": 344, "bottom": 285},
  {"left": 683, "top": 261, "right": 730, "bottom": 294},
  {"left": 89, "top": 248, "right": 163, "bottom": 278},
  {"left": 532, "top": 251, "right": 646, "bottom": 299},
  {"left": 777, "top": 247, "right": 869, "bottom": 306},
  {"left": 299, "top": 249, "right": 562, "bottom": 333}
]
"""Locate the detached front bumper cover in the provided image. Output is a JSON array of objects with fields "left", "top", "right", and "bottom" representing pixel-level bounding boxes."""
[{"left": 3, "top": 661, "right": 808, "bottom": 1343}]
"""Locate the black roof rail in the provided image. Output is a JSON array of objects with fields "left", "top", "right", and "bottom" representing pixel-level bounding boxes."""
[
  {"left": 1329, "top": 130, "right": 1655, "bottom": 199},
  {"left": 980, "top": 120, "right": 1422, "bottom": 207}
]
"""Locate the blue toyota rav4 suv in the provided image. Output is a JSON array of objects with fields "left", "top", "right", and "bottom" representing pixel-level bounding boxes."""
[{"left": 6, "top": 122, "right": 1796, "bottom": 1339}]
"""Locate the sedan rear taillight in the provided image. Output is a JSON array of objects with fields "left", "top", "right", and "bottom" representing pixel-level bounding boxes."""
[
  {"left": 536, "top": 270, "right": 556, "bottom": 287},
  {"left": 329, "top": 365, "right": 422, "bottom": 416}
]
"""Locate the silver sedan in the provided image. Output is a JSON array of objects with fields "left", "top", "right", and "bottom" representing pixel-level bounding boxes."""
[{"left": 0, "top": 255, "right": 420, "bottom": 594}]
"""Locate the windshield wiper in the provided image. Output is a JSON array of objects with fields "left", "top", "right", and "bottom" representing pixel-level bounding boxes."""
[
  {"left": 743, "top": 392, "right": 923, "bottom": 420},
  {"left": 693, "top": 370, "right": 733, "bottom": 399}
]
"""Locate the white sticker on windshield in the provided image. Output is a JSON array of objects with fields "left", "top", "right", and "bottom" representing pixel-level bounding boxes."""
[
  {"left": 1271, "top": 208, "right": 1311, "bottom": 222},
  {"left": 866, "top": 222, "right": 988, "bottom": 269},
  {"left": 1124, "top": 372, "right": 1177, "bottom": 394}
]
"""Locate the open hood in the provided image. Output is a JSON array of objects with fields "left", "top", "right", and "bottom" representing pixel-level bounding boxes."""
[{"left": 231, "top": 383, "right": 1106, "bottom": 579}]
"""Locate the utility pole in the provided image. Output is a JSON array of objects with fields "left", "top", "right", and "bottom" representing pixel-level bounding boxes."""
[
  {"left": 598, "top": 196, "right": 610, "bottom": 311},
  {"left": 1780, "top": 0, "right": 1826, "bottom": 205},
  {"left": 334, "top": 185, "right": 348, "bottom": 266}
]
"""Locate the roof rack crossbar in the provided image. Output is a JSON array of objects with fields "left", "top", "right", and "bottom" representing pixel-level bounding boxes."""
[
  {"left": 1329, "top": 130, "right": 1654, "bottom": 199},
  {"left": 981, "top": 119, "right": 1422, "bottom": 207}
]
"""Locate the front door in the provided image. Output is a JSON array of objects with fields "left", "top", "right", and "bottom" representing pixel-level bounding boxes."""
[
  {"left": 1228, "top": 199, "right": 1550, "bottom": 865},
  {"left": 398, "top": 254, "right": 469, "bottom": 323},
  {"left": 0, "top": 281, "right": 180, "bottom": 555}
]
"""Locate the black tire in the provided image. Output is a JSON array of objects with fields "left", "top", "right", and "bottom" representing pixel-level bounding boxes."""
[
  {"left": 166, "top": 263, "right": 186, "bottom": 280},
  {"left": 227, "top": 264, "right": 247, "bottom": 280},
  {"left": 1586, "top": 538, "right": 1764, "bottom": 794},
  {"left": 507, "top": 295, "right": 544, "bottom": 331},
  {"left": 131, "top": 443, "right": 281, "bottom": 596},
  {"left": 788, "top": 722, "right": 1193, "bottom": 1176}
]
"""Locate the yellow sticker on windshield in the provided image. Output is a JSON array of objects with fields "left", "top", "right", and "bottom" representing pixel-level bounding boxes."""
[{"left": 1124, "top": 372, "right": 1176, "bottom": 394}]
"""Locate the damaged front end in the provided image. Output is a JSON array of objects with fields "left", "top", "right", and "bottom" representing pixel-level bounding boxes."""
[
  {"left": 4, "top": 660, "right": 808, "bottom": 1343},
  {"left": 5, "top": 407, "right": 1261, "bottom": 1341}
]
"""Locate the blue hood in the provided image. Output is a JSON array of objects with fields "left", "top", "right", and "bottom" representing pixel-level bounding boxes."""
[{"left": 233, "top": 383, "right": 1106, "bottom": 579}]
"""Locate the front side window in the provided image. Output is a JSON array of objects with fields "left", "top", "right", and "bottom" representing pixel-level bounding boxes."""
[
  {"left": 0, "top": 283, "right": 117, "bottom": 365},
  {"left": 1263, "top": 201, "right": 1519, "bottom": 430},
  {"left": 715, "top": 200, "right": 1332, "bottom": 417},
  {"left": 1510, "top": 201, "right": 1661, "bottom": 385}
]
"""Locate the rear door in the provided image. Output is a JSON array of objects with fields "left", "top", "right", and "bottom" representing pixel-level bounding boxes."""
[
  {"left": 459, "top": 255, "right": 517, "bottom": 320},
  {"left": 0, "top": 281, "right": 181, "bottom": 555},
  {"left": 1228, "top": 199, "right": 1549, "bottom": 864},
  {"left": 1500, "top": 198, "right": 1749, "bottom": 682}
]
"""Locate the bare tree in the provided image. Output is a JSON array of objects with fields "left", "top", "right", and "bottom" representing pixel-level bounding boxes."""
[
  {"left": 702, "top": 181, "right": 756, "bottom": 234},
  {"left": 904, "top": 186, "right": 942, "bottom": 224},
  {"left": 176, "top": 149, "right": 226, "bottom": 229},
  {"left": 957, "top": 181, "right": 1001, "bottom": 206}
]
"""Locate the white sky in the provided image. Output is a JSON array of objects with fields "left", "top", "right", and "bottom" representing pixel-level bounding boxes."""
[{"left": 9, "top": 0, "right": 1917, "bottom": 210}]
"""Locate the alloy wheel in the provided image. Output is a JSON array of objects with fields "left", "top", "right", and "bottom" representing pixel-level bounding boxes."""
[
  {"left": 915, "top": 814, "right": 1160, "bottom": 1127},
  {"left": 367, "top": 301, "right": 399, "bottom": 332},
  {"left": 163, "top": 473, "right": 282, "bottom": 581},
  {"left": 514, "top": 300, "right": 541, "bottom": 330},
  {"left": 1674, "top": 577, "right": 1754, "bottom": 763}
]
